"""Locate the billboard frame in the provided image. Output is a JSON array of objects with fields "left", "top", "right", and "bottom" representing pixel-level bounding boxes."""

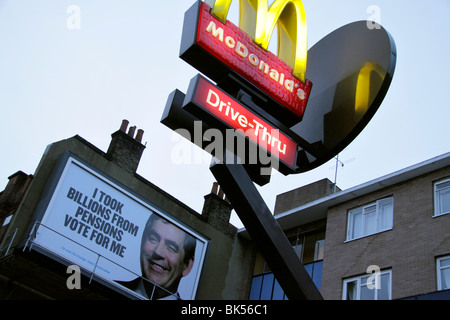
[{"left": 25, "top": 151, "right": 209, "bottom": 300}]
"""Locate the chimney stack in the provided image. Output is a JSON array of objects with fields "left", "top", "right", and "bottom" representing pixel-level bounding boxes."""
[
  {"left": 201, "top": 182, "right": 235, "bottom": 237},
  {"left": 106, "top": 119, "right": 146, "bottom": 174}
]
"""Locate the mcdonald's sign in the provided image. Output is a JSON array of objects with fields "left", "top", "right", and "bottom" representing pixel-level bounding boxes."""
[
  {"left": 163, "top": 1, "right": 396, "bottom": 300},
  {"left": 180, "top": 0, "right": 313, "bottom": 124},
  {"left": 167, "top": 1, "right": 397, "bottom": 177}
]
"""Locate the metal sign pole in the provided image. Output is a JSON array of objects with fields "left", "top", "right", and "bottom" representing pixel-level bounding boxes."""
[{"left": 209, "top": 155, "right": 323, "bottom": 300}]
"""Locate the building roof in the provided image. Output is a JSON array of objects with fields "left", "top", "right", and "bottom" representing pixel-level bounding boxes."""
[{"left": 238, "top": 152, "right": 450, "bottom": 238}]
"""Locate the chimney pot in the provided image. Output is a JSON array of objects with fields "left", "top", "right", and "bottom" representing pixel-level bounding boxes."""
[
  {"left": 218, "top": 187, "right": 225, "bottom": 200},
  {"left": 136, "top": 129, "right": 144, "bottom": 142},
  {"left": 120, "top": 119, "right": 129, "bottom": 132},
  {"left": 128, "top": 126, "right": 136, "bottom": 138},
  {"left": 211, "top": 182, "right": 219, "bottom": 195}
]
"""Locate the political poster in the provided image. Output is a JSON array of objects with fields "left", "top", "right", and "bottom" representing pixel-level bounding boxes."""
[{"left": 33, "top": 155, "right": 208, "bottom": 300}]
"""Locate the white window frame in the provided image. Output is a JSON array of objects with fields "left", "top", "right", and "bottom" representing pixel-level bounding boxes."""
[
  {"left": 434, "top": 178, "right": 450, "bottom": 217},
  {"left": 342, "top": 269, "right": 392, "bottom": 300},
  {"left": 437, "top": 255, "right": 450, "bottom": 291},
  {"left": 346, "top": 197, "right": 393, "bottom": 241}
]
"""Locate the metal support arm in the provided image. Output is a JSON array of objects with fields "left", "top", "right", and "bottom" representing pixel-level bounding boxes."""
[{"left": 209, "top": 156, "right": 323, "bottom": 300}]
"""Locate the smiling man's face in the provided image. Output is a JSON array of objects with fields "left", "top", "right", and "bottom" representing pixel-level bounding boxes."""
[{"left": 141, "top": 218, "right": 193, "bottom": 293}]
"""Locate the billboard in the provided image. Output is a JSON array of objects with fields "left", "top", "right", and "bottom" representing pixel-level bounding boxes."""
[{"left": 31, "top": 154, "right": 208, "bottom": 300}]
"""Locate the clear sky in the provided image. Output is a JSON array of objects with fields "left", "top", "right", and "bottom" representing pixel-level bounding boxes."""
[{"left": 1, "top": 0, "right": 449, "bottom": 228}]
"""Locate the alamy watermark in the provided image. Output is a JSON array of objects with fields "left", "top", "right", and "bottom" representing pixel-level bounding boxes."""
[
  {"left": 66, "top": 265, "right": 81, "bottom": 290},
  {"left": 366, "top": 5, "right": 381, "bottom": 30},
  {"left": 66, "top": 5, "right": 81, "bottom": 30},
  {"left": 366, "top": 265, "right": 381, "bottom": 290},
  {"left": 169, "top": 121, "right": 282, "bottom": 176}
]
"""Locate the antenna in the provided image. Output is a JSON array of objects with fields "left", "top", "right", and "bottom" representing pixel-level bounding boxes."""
[{"left": 329, "top": 154, "right": 356, "bottom": 193}]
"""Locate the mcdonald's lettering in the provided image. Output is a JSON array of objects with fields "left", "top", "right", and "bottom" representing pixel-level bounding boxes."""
[
  {"left": 205, "top": 20, "right": 298, "bottom": 96},
  {"left": 191, "top": 1, "right": 312, "bottom": 119},
  {"left": 211, "top": 0, "right": 308, "bottom": 83}
]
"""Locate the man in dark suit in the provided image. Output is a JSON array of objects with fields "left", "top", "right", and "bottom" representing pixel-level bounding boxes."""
[{"left": 119, "top": 213, "right": 197, "bottom": 300}]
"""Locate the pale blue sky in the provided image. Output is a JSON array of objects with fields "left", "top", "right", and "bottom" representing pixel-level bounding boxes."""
[{"left": 1, "top": 1, "right": 449, "bottom": 228}]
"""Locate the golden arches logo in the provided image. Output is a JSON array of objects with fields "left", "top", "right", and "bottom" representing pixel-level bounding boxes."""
[
  {"left": 210, "top": 0, "right": 308, "bottom": 83},
  {"left": 355, "top": 62, "right": 386, "bottom": 115}
]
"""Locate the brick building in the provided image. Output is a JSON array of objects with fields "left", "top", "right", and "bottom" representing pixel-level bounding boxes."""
[{"left": 246, "top": 152, "right": 450, "bottom": 300}]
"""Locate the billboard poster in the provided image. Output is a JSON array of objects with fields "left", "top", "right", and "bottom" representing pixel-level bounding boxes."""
[{"left": 32, "top": 155, "right": 208, "bottom": 300}]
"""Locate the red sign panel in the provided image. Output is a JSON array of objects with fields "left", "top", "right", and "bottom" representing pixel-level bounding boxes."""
[
  {"left": 188, "top": 76, "right": 298, "bottom": 169},
  {"left": 196, "top": 2, "right": 312, "bottom": 119}
]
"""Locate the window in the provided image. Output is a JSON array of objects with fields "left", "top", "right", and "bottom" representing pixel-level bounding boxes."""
[
  {"left": 437, "top": 256, "right": 450, "bottom": 291},
  {"left": 434, "top": 179, "right": 450, "bottom": 217},
  {"left": 342, "top": 269, "right": 392, "bottom": 300},
  {"left": 289, "top": 229, "right": 325, "bottom": 264},
  {"left": 249, "top": 226, "right": 325, "bottom": 300},
  {"left": 346, "top": 197, "right": 393, "bottom": 241},
  {"left": 249, "top": 261, "right": 323, "bottom": 300}
]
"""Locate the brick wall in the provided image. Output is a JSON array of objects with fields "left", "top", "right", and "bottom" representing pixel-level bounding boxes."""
[
  {"left": 274, "top": 178, "right": 338, "bottom": 215},
  {"left": 201, "top": 182, "right": 236, "bottom": 238}
]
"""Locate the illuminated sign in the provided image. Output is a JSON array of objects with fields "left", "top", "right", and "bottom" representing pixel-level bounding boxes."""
[
  {"left": 180, "top": 1, "right": 312, "bottom": 123},
  {"left": 211, "top": 0, "right": 308, "bottom": 83},
  {"left": 167, "top": 3, "right": 397, "bottom": 177},
  {"left": 183, "top": 75, "right": 298, "bottom": 169}
]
